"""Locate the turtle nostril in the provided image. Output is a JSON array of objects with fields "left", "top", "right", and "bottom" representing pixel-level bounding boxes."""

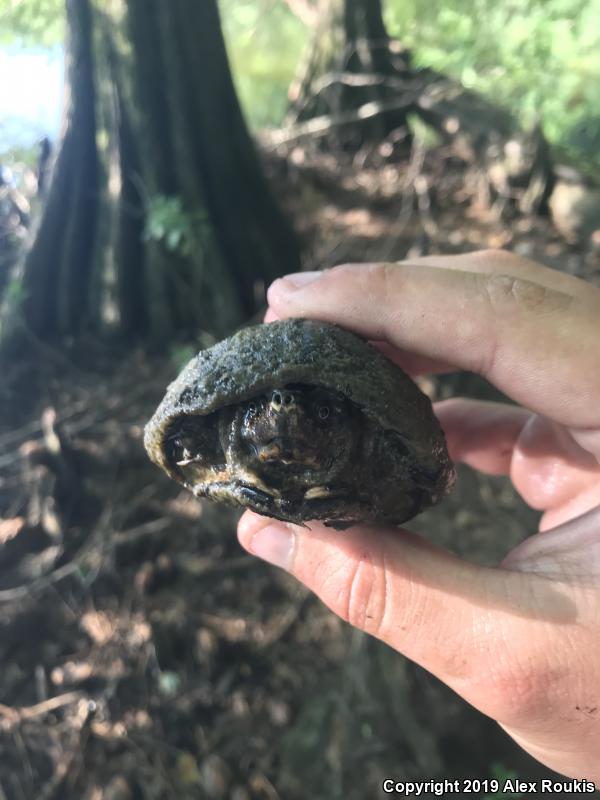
[{"left": 271, "top": 390, "right": 295, "bottom": 411}]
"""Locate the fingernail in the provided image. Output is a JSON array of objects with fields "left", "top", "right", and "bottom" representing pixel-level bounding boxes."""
[
  {"left": 278, "top": 271, "right": 322, "bottom": 290},
  {"left": 249, "top": 524, "right": 295, "bottom": 570}
]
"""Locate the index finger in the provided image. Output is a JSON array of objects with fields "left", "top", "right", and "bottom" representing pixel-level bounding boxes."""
[
  {"left": 399, "top": 250, "right": 596, "bottom": 302},
  {"left": 266, "top": 305, "right": 456, "bottom": 375},
  {"left": 266, "top": 261, "right": 600, "bottom": 430}
]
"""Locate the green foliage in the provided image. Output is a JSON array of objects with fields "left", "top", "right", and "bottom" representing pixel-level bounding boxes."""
[
  {"left": 385, "top": 0, "right": 600, "bottom": 169},
  {"left": 0, "top": 0, "right": 64, "bottom": 46},
  {"left": 169, "top": 343, "right": 196, "bottom": 370},
  {"left": 170, "top": 333, "right": 217, "bottom": 369},
  {"left": 0, "top": 277, "right": 27, "bottom": 343},
  {"left": 2, "top": 0, "right": 599, "bottom": 168},
  {"left": 219, "top": 0, "right": 307, "bottom": 128},
  {"left": 0, "top": 142, "right": 38, "bottom": 168},
  {"left": 143, "top": 195, "right": 209, "bottom": 259},
  {"left": 409, "top": 113, "right": 442, "bottom": 148},
  {"left": 482, "top": 762, "right": 524, "bottom": 798},
  {"left": 3, "top": 277, "right": 25, "bottom": 306},
  {"left": 220, "top": 0, "right": 600, "bottom": 167},
  {"left": 157, "top": 670, "right": 181, "bottom": 697}
]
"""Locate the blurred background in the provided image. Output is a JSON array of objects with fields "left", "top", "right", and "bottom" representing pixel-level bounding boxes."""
[{"left": 0, "top": 0, "right": 599, "bottom": 797}]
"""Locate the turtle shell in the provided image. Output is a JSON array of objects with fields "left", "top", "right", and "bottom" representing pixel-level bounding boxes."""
[{"left": 144, "top": 318, "right": 455, "bottom": 526}]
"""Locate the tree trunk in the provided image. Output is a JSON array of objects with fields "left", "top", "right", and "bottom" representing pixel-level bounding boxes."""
[
  {"left": 9, "top": 0, "right": 301, "bottom": 344},
  {"left": 19, "top": 0, "right": 98, "bottom": 336},
  {"left": 288, "top": 0, "right": 413, "bottom": 149},
  {"left": 285, "top": 0, "right": 554, "bottom": 204}
]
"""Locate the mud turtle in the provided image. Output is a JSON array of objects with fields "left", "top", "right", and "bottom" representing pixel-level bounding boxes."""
[{"left": 144, "top": 319, "right": 455, "bottom": 527}]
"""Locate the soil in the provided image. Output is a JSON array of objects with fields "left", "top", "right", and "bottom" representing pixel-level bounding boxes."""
[{"left": 1, "top": 142, "right": 599, "bottom": 799}]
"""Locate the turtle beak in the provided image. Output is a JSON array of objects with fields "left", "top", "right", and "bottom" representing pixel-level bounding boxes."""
[
  {"left": 258, "top": 440, "right": 297, "bottom": 463},
  {"left": 257, "top": 439, "right": 321, "bottom": 468},
  {"left": 258, "top": 442, "right": 284, "bottom": 461}
]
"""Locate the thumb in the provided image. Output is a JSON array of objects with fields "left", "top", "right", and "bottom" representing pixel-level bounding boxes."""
[
  {"left": 239, "top": 512, "right": 506, "bottom": 682},
  {"left": 237, "top": 512, "right": 490, "bottom": 658},
  {"left": 237, "top": 510, "right": 543, "bottom": 721}
]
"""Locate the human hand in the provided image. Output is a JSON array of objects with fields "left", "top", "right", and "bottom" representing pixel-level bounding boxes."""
[{"left": 237, "top": 250, "right": 600, "bottom": 780}]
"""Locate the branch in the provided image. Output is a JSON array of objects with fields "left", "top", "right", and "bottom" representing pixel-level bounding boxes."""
[
  {"left": 261, "top": 95, "right": 417, "bottom": 148},
  {"left": 311, "top": 70, "right": 414, "bottom": 95},
  {"left": 282, "top": 0, "right": 319, "bottom": 27},
  {"left": 0, "top": 692, "right": 82, "bottom": 727}
]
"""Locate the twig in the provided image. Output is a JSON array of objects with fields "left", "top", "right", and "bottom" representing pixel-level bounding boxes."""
[
  {"left": 0, "top": 561, "right": 80, "bottom": 603},
  {"left": 112, "top": 517, "right": 171, "bottom": 546},
  {"left": 0, "top": 692, "right": 82, "bottom": 725},
  {"left": 12, "top": 730, "right": 35, "bottom": 799},
  {"left": 0, "top": 398, "right": 90, "bottom": 449},
  {"left": 310, "top": 70, "right": 414, "bottom": 96},
  {"left": 261, "top": 95, "right": 416, "bottom": 148},
  {"left": 258, "top": 591, "right": 311, "bottom": 646},
  {"left": 38, "top": 702, "right": 92, "bottom": 800}
]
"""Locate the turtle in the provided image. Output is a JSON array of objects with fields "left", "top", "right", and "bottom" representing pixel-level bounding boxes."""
[{"left": 144, "top": 318, "right": 455, "bottom": 527}]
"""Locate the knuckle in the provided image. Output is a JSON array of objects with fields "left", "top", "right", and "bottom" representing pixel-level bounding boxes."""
[
  {"left": 480, "top": 272, "right": 571, "bottom": 314},
  {"left": 362, "top": 262, "right": 399, "bottom": 307},
  {"left": 475, "top": 273, "right": 571, "bottom": 377},
  {"left": 342, "top": 549, "right": 389, "bottom": 638}
]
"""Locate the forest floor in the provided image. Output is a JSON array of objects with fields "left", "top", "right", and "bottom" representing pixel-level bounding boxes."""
[{"left": 1, "top": 142, "right": 599, "bottom": 800}]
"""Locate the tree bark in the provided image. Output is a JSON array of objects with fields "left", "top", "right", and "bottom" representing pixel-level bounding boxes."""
[
  {"left": 8, "top": 0, "right": 301, "bottom": 345},
  {"left": 164, "top": 0, "right": 301, "bottom": 317},
  {"left": 19, "top": 0, "right": 98, "bottom": 336},
  {"left": 113, "top": 0, "right": 302, "bottom": 339}
]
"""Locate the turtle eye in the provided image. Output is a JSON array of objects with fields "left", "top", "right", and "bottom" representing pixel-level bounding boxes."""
[{"left": 317, "top": 405, "right": 330, "bottom": 420}]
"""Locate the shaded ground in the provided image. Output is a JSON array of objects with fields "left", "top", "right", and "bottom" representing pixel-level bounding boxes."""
[{"left": 1, "top": 143, "right": 599, "bottom": 799}]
